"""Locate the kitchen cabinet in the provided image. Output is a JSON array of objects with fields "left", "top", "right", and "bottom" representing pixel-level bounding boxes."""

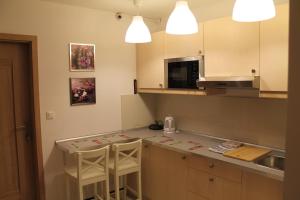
[
  {"left": 260, "top": 4, "right": 289, "bottom": 92},
  {"left": 187, "top": 155, "right": 242, "bottom": 200},
  {"left": 165, "top": 23, "right": 204, "bottom": 59},
  {"left": 203, "top": 17, "right": 260, "bottom": 77},
  {"left": 241, "top": 171, "right": 283, "bottom": 200},
  {"left": 136, "top": 31, "right": 165, "bottom": 89}
]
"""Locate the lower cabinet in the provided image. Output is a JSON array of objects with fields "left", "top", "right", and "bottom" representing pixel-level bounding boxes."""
[
  {"left": 131, "top": 144, "right": 283, "bottom": 200},
  {"left": 241, "top": 171, "right": 283, "bottom": 200}
]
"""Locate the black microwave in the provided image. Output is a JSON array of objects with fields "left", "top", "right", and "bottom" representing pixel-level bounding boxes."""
[{"left": 165, "top": 56, "right": 204, "bottom": 89}]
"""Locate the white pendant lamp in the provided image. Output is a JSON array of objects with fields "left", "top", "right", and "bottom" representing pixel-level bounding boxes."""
[
  {"left": 125, "top": 0, "right": 151, "bottom": 43},
  {"left": 125, "top": 16, "right": 152, "bottom": 43},
  {"left": 166, "top": 1, "right": 198, "bottom": 35},
  {"left": 232, "top": 0, "right": 276, "bottom": 22}
]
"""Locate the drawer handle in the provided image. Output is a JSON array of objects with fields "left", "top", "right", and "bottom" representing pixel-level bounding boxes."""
[
  {"left": 209, "top": 163, "right": 214, "bottom": 168},
  {"left": 182, "top": 155, "right": 187, "bottom": 160},
  {"left": 209, "top": 178, "right": 214, "bottom": 182},
  {"left": 144, "top": 144, "right": 149, "bottom": 148}
]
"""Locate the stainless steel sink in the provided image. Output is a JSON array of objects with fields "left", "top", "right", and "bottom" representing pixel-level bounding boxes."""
[{"left": 255, "top": 155, "right": 285, "bottom": 171}]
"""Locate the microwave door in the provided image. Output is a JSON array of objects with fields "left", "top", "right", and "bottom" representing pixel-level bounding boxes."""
[{"left": 168, "top": 62, "right": 188, "bottom": 88}]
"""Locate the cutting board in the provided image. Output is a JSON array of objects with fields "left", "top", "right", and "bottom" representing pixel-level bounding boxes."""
[{"left": 223, "top": 146, "right": 271, "bottom": 161}]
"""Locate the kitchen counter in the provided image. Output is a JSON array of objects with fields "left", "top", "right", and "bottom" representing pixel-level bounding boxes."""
[{"left": 56, "top": 128, "right": 284, "bottom": 181}]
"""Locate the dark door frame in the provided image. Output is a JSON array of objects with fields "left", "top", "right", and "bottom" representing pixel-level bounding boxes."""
[{"left": 0, "top": 33, "right": 45, "bottom": 200}]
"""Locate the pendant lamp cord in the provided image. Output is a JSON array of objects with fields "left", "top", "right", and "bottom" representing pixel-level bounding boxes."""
[{"left": 134, "top": 0, "right": 142, "bottom": 15}]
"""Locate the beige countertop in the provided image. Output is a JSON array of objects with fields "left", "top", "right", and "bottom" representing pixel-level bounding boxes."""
[{"left": 56, "top": 128, "right": 284, "bottom": 181}]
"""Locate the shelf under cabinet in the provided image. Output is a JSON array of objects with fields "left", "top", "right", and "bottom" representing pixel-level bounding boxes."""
[{"left": 138, "top": 88, "right": 288, "bottom": 99}]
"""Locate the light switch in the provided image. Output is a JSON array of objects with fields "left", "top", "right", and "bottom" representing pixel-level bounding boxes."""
[{"left": 46, "top": 111, "right": 55, "bottom": 120}]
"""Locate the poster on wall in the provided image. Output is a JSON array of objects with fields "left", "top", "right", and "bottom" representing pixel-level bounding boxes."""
[
  {"left": 70, "top": 78, "right": 96, "bottom": 106},
  {"left": 69, "top": 43, "right": 95, "bottom": 71}
]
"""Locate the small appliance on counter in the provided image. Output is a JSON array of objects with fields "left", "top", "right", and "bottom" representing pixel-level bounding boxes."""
[
  {"left": 163, "top": 116, "right": 176, "bottom": 137},
  {"left": 148, "top": 120, "right": 164, "bottom": 130}
]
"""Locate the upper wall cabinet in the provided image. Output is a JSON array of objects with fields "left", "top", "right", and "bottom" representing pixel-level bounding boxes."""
[
  {"left": 137, "top": 31, "right": 165, "bottom": 89},
  {"left": 165, "top": 23, "right": 204, "bottom": 59},
  {"left": 204, "top": 17, "right": 260, "bottom": 77},
  {"left": 260, "top": 4, "right": 289, "bottom": 92}
]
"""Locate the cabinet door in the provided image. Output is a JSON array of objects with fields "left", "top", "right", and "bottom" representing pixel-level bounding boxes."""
[
  {"left": 242, "top": 172, "right": 283, "bottom": 200},
  {"left": 149, "top": 145, "right": 170, "bottom": 200},
  {"left": 204, "top": 17, "right": 260, "bottom": 77},
  {"left": 165, "top": 23, "right": 204, "bottom": 58},
  {"left": 141, "top": 143, "right": 152, "bottom": 200},
  {"left": 212, "top": 177, "right": 241, "bottom": 200},
  {"left": 137, "top": 31, "right": 165, "bottom": 89},
  {"left": 168, "top": 151, "right": 188, "bottom": 200},
  {"left": 187, "top": 168, "right": 212, "bottom": 199},
  {"left": 260, "top": 4, "right": 289, "bottom": 91}
]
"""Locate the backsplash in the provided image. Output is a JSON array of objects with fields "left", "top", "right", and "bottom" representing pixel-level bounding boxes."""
[{"left": 155, "top": 95, "right": 287, "bottom": 149}]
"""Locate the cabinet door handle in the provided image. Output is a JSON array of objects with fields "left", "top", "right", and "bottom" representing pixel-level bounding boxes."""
[
  {"left": 209, "top": 163, "right": 214, "bottom": 168},
  {"left": 144, "top": 144, "right": 149, "bottom": 148},
  {"left": 209, "top": 178, "right": 214, "bottom": 182},
  {"left": 181, "top": 155, "right": 187, "bottom": 160}
]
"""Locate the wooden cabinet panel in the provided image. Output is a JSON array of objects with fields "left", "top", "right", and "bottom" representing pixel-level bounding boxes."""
[
  {"left": 242, "top": 171, "right": 283, "bottom": 200},
  {"left": 204, "top": 17, "right": 260, "bottom": 77},
  {"left": 165, "top": 23, "right": 204, "bottom": 59},
  {"left": 188, "top": 155, "right": 242, "bottom": 183},
  {"left": 260, "top": 4, "right": 289, "bottom": 91},
  {"left": 187, "top": 192, "right": 209, "bottom": 200},
  {"left": 168, "top": 151, "right": 188, "bottom": 200},
  {"left": 141, "top": 143, "right": 152, "bottom": 200},
  {"left": 187, "top": 168, "right": 212, "bottom": 199},
  {"left": 137, "top": 31, "right": 165, "bottom": 89},
  {"left": 212, "top": 160, "right": 242, "bottom": 183},
  {"left": 149, "top": 145, "right": 170, "bottom": 200},
  {"left": 212, "top": 177, "right": 241, "bottom": 200}
]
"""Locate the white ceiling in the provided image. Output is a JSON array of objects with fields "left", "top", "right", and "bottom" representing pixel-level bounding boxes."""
[{"left": 42, "top": 0, "right": 289, "bottom": 20}]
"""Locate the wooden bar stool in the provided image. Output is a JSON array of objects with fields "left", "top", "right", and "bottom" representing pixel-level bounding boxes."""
[
  {"left": 65, "top": 145, "right": 110, "bottom": 200},
  {"left": 110, "top": 139, "right": 142, "bottom": 200}
]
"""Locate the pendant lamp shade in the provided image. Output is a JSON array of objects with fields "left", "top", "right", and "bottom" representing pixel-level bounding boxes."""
[
  {"left": 125, "top": 16, "right": 152, "bottom": 43},
  {"left": 232, "top": 0, "right": 276, "bottom": 22},
  {"left": 166, "top": 1, "right": 198, "bottom": 35}
]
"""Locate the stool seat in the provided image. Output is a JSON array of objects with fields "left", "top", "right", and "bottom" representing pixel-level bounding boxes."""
[
  {"left": 109, "top": 156, "right": 139, "bottom": 172},
  {"left": 65, "top": 165, "right": 106, "bottom": 181}
]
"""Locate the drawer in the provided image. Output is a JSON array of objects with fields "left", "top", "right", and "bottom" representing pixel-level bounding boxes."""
[{"left": 188, "top": 155, "right": 242, "bottom": 183}]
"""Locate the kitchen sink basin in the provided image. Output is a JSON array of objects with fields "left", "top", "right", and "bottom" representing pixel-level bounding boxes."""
[{"left": 256, "top": 155, "right": 285, "bottom": 171}]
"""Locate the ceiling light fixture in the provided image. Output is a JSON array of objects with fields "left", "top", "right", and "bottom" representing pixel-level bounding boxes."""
[
  {"left": 232, "top": 0, "right": 276, "bottom": 22},
  {"left": 166, "top": 1, "right": 198, "bottom": 35},
  {"left": 125, "top": 0, "right": 152, "bottom": 43}
]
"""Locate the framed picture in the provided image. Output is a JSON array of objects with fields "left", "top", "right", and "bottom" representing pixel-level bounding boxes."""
[
  {"left": 70, "top": 78, "right": 96, "bottom": 105},
  {"left": 69, "top": 43, "right": 95, "bottom": 71}
]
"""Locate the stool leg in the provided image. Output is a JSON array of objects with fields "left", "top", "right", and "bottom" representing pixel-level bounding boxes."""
[
  {"left": 136, "top": 171, "right": 142, "bottom": 200},
  {"left": 78, "top": 182, "right": 84, "bottom": 200},
  {"left": 105, "top": 176, "right": 110, "bottom": 200},
  {"left": 65, "top": 175, "right": 70, "bottom": 200},
  {"left": 123, "top": 175, "right": 127, "bottom": 200},
  {"left": 94, "top": 183, "right": 98, "bottom": 199},
  {"left": 115, "top": 175, "right": 120, "bottom": 200}
]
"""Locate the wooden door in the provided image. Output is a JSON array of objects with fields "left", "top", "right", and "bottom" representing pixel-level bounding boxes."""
[
  {"left": 136, "top": 31, "right": 165, "bottom": 89},
  {"left": 204, "top": 17, "right": 260, "bottom": 77},
  {"left": 0, "top": 43, "right": 36, "bottom": 200}
]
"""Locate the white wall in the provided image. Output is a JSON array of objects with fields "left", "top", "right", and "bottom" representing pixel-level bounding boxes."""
[{"left": 0, "top": 0, "right": 150, "bottom": 199}]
